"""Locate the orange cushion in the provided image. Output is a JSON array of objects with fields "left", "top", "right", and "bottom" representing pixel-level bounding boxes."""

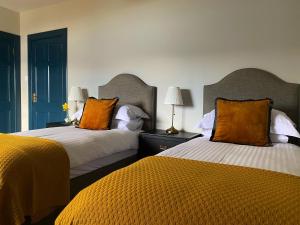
[
  {"left": 210, "top": 98, "right": 273, "bottom": 146},
  {"left": 79, "top": 97, "right": 119, "bottom": 130}
]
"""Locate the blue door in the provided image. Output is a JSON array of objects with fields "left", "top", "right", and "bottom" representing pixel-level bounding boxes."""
[
  {"left": 0, "top": 31, "right": 21, "bottom": 133},
  {"left": 28, "top": 29, "right": 67, "bottom": 129}
]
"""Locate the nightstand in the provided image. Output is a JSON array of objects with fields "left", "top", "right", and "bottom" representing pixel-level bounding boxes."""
[
  {"left": 139, "top": 129, "right": 202, "bottom": 156},
  {"left": 46, "top": 121, "right": 71, "bottom": 128}
]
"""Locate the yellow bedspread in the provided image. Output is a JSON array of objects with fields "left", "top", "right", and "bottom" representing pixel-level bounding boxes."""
[
  {"left": 56, "top": 156, "right": 300, "bottom": 225},
  {"left": 0, "top": 134, "right": 69, "bottom": 225}
]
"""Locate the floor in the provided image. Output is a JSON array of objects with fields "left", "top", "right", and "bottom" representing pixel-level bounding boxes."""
[{"left": 24, "top": 155, "right": 140, "bottom": 225}]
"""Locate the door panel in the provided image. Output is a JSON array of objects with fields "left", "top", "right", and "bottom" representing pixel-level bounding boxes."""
[
  {"left": 0, "top": 32, "right": 20, "bottom": 133},
  {"left": 49, "top": 42, "right": 64, "bottom": 104},
  {"left": 28, "top": 29, "right": 67, "bottom": 130}
]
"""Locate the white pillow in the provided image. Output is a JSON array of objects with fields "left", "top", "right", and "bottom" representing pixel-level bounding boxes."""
[
  {"left": 201, "top": 128, "right": 212, "bottom": 138},
  {"left": 71, "top": 108, "right": 83, "bottom": 121},
  {"left": 270, "top": 134, "right": 289, "bottom": 143},
  {"left": 202, "top": 129, "right": 289, "bottom": 143},
  {"left": 197, "top": 110, "right": 215, "bottom": 129},
  {"left": 270, "top": 109, "right": 300, "bottom": 137},
  {"left": 115, "top": 105, "right": 149, "bottom": 122},
  {"left": 71, "top": 104, "right": 149, "bottom": 122},
  {"left": 111, "top": 119, "right": 144, "bottom": 131},
  {"left": 198, "top": 109, "right": 300, "bottom": 138}
]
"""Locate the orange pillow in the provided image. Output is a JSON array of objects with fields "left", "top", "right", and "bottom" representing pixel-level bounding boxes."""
[
  {"left": 79, "top": 97, "right": 119, "bottom": 130},
  {"left": 210, "top": 98, "right": 273, "bottom": 146}
]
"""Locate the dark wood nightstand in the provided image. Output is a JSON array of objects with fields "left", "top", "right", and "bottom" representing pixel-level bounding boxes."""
[
  {"left": 46, "top": 121, "right": 71, "bottom": 128},
  {"left": 139, "top": 129, "right": 202, "bottom": 156}
]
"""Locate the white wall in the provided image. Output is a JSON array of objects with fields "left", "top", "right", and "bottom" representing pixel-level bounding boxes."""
[
  {"left": 0, "top": 6, "right": 20, "bottom": 34},
  {"left": 20, "top": 0, "right": 300, "bottom": 132}
]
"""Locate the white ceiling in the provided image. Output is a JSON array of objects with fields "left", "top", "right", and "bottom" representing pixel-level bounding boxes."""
[{"left": 0, "top": 0, "right": 66, "bottom": 12}]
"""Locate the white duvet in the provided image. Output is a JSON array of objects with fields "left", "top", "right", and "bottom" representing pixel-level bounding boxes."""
[
  {"left": 158, "top": 137, "right": 300, "bottom": 177},
  {"left": 15, "top": 126, "right": 138, "bottom": 168}
]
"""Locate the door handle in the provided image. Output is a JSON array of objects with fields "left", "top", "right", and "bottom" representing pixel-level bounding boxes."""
[{"left": 32, "top": 93, "right": 37, "bottom": 103}]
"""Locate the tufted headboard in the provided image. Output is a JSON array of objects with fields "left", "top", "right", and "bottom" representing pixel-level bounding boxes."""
[
  {"left": 204, "top": 68, "right": 300, "bottom": 129},
  {"left": 98, "top": 74, "right": 157, "bottom": 131}
]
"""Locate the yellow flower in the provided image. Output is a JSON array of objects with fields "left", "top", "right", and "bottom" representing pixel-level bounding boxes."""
[{"left": 62, "top": 102, "right": 69, "bottom": 112}]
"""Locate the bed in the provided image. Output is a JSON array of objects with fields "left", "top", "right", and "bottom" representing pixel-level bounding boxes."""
[
  {"left": 16, "top": 73, "right": 157, "bottom": 179},
  {"left": 16, "top": 126, "right": 139, "bottom": 178},
  {"left": 55, "top": 68, "right": 300, "bottom": 225},
  {"left": 0, "top": 74, "right": 157, "bottom": 225}
]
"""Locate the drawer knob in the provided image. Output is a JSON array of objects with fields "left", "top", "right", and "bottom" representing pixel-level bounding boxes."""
[{"left": 159, "top": 145, "right": 168, "bottom": 150}]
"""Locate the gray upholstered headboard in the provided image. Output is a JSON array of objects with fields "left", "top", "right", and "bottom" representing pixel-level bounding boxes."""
[
  {"left": 98, "top": 74, "right": 157, "bottom": 131},
  {"left": 204, "top": 68, "right": 300, "bottom": 129}
]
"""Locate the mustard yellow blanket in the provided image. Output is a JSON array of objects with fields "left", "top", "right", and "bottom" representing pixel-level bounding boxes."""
[
  {"left": 0, "top": 134, "right": 69, "bottom": 225},
  {"left": 56, "top": 156, "right": 300, "bottom": 225}
]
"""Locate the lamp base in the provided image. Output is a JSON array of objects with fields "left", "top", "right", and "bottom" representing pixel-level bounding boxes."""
[{"left": 166, "top": 126, "right": 179, "bottom": 135}]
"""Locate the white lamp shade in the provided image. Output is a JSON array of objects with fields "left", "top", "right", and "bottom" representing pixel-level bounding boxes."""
[
  {"left": 68, "top": 87, "right": 84, "bottom": 101},
  {"left": 164, "top": 87, "right": 183, "bottom": 105}
]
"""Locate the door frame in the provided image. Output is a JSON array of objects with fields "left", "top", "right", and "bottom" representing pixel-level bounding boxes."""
[
  {"left": 0, "top": 31, "right": 21, "bottom": 132},
  {"left": 28, "top": 28, "right": 67, "bottom": 130}
]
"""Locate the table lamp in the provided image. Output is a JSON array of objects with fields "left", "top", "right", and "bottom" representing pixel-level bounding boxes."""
[
  {"left": 164, "top": 86, "right": 183, "bottom": 134},
  {"left": 68, "top": 87, "right": 84, "bottom": 111}
]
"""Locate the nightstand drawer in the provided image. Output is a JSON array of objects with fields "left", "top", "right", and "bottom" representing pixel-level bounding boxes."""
[
  {"left": 139, "top": 136, "right": 184, "bottom": 155},
  {"left": 138, "top": 129, "right": 201, "bottom": 157}
]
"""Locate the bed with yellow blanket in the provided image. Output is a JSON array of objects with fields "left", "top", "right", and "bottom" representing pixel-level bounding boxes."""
[
  {"left": 0, "top": 134, "right": 69, "bottom": 225},
  {"left": 56, "top": 156, "right": 300, "bottom": 225},
  {"left": 55, "top": 68, "right": 300, "bottom": 224}
]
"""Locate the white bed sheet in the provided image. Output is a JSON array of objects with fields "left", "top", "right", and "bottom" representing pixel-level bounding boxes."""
[
  {"left": 158, "top": 137, "right": 300, "bottom": 176},
  {"left": 70, "top": 149, "right": 137, "bottom": 178},
  {"left": 15, "top": 126, "right": 139, "bottom": 170}
]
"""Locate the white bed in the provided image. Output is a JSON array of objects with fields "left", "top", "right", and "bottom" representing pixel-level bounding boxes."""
[
  {"left": 14, "top": 74, "right": 157, "bottom": 180},
  {"left": 54, "top": 69, "right": 300, "bottom": 225},
  {"left": 15, "top": 126, "right": 139, "bottom": 178},
  {"left": 158, "top": 137, "right": 300, "bottom": 176}
]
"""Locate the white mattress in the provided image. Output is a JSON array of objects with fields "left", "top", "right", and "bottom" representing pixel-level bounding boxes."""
[
  {"left": 158, "top": 137, "right": 300, "bottom": 177},
  {"left": 15, "top": 126, "right": 139, "bottom": 176}
]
